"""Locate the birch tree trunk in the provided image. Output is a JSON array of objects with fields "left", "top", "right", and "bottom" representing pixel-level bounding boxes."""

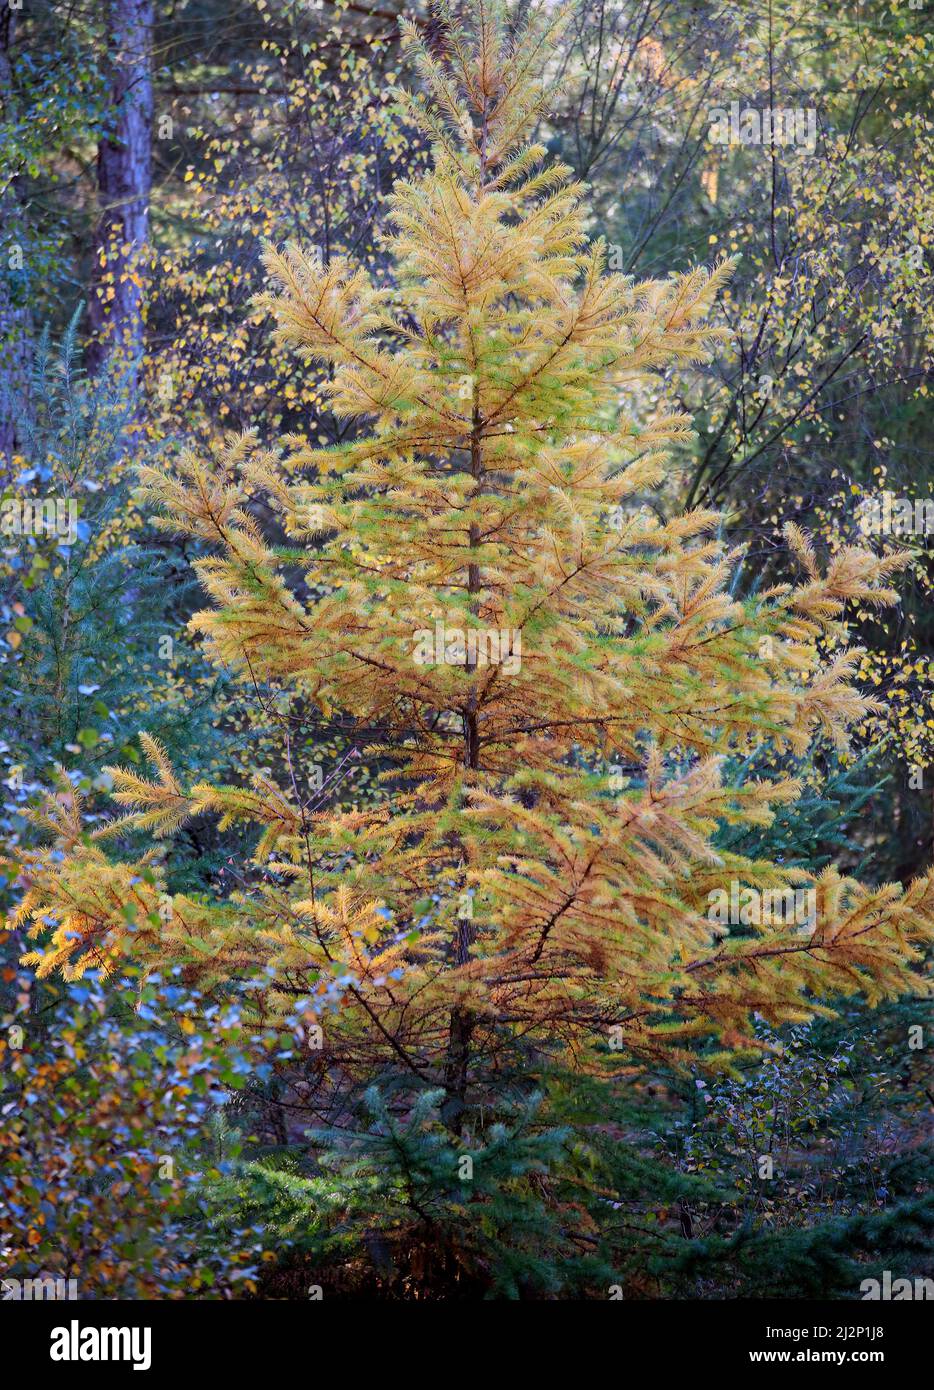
[
  {"left": 87, "top": 0, "right": 153, "bottom": 394},
  {"left": 0, "top": 8, "right": 30, "bottom": 473}
]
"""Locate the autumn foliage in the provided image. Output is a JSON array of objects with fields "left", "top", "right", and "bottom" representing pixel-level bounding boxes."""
[{"left": 11, "top": 0, "right": 934, "bottom": 1155}]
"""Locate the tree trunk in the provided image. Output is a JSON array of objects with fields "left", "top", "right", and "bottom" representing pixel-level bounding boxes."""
[
  {"left": 87, "top": 0, "right": 153, "bottom": 391},
  {"left": 441, "top": 999, "right": 475, "bottom": 1133},
  {"left": 0, "top": 8, "right": 30, "bottom": 473},
  {"left": 439, "top": 94, "right": 496, "bottom": 1134}
]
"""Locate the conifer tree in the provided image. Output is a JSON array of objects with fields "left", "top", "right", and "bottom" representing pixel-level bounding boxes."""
[{"left": 13, "top": 0, "right": 934, "bottom": 1140}]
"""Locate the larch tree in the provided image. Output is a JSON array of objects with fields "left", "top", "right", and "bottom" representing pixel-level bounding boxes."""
[{"left": 12, "top": 0, "right": 934, "bottom": 1135}]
